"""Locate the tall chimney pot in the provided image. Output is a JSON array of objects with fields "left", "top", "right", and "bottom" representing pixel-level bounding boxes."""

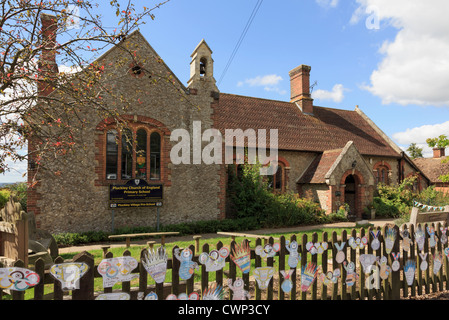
[
  {"left": 289, "top": 64, "right": 313, "bottom": 115},
  {"left": 38, "top": 13, "right": 58, "bottom": 96},
  {"left": 433, "top": 147, "right": 446, "bottom": 158}
]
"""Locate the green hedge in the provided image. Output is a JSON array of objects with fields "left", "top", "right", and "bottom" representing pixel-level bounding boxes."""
[
  {"left": 54, "top": 217, "right": 261, "bottom": 247},
  {"left": 0, "top": 189, "right": 10, "bottom": 209}
]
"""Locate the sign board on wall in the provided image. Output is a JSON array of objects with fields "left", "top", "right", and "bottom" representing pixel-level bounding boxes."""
[{"left": 109, "top": 179, "right": 163, "bottom": 208}]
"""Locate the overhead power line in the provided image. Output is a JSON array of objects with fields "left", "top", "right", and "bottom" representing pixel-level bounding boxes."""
[{"left": 217, "top": 0, "right": 264, "bottom": 86}]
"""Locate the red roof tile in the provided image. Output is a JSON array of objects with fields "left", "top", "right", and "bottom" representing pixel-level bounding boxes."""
[
  {"left": 297, "top": 149, "right": 343, "bottom": 184},
  {"left": 213, "top": 93, "right": 400, "bottom": 157},
  {"left": 413, "top": 157, "right": 449, "bottom": 183}
]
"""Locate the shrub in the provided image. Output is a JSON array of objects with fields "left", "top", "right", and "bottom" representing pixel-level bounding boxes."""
[
  {"left": 227, "top": 161, "right": 326, "bottom": 228},
  {"left": 372, "top": 177, "right": 416, "bottom": 218},
  {"left": 415, "top": 186, "right": 449, "bottom": 206},
  {"left": 0, "top": 189, "right": 10, "bottom": 209}
]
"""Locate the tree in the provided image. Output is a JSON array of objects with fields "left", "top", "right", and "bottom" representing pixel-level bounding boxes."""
[
  {"left": 426, "top": 134, "right": 449, "bottom": 182},
  {"left": 406, "top": 142, "right": 423, "bottom": 159},
  {"left": 0, "top": 0, "right": 170, "bottom": 182},
  {"left": 426, "top": 134, "right": 449, "bottom": 149}
]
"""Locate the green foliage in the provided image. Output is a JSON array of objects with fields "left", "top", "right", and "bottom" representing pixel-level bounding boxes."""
[
  {"left": 372, "top": 176, "right": 417, "bottom": 218},
  {"left": 53, "top": 217, "right": 262, "bottom": 247},
  {"left": 5, "top": 182, "right": 27, "bottom": 212},
  {"left": 415, "top": 185, "right": 449, "bottom": 206},
  {"left": 426, "top": 135, "right": 449, "bottom": 148},
  {"left": 227, "top": 162, "right": 328, "bottom": 228},
  {"left": 407, "top": 142, "right": 423, "bottom": 159},
  {"left": 426, "top": 134, "right": 449, "bottom": 182},
  {"left": 0, "top": 189, "right": 11, "bottom": 209}
]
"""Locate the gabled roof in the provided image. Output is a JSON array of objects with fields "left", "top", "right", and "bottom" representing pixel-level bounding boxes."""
[
  {"left": 213, "top": 93, "right": 401, "bottom": 158},
  {"left": 413, "top": 156, "right": 449, "bottom": 183},
  {"left": 297, "top": 148, "right": 343, "bottom": 184}
]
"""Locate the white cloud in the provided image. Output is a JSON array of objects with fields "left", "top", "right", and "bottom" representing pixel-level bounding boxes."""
[
  {"left": 237, "top": 74, "right": 286, "bottom": 95},
  {"left": 352, "top": 0, "right": 449, "bottom": 106},
  {"left": 238, "top": 74, "right": 283, "bottom": 87},
  {"left": 316, "top": 0, "right": 339, "bottom": 9},
  {"left": 312, "top": 84, "right": 347, "bottom": 103},
  {"left": 392, "top": 120, "right": 449, "bottom": 157}
]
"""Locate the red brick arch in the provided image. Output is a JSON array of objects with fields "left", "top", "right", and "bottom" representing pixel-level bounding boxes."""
[
  {"left": 373, "top": 161, "right": 392, "bottom": 171},
  {"left": 340, "top": 169, "right": 365, "bottom": 186}
]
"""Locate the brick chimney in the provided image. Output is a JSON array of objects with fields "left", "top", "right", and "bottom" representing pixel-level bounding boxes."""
[
  {"left": 38, "top": 13, "right": 58, "bottom": 96},
  {"left": 289, "top": 64, "right": 314, "bottom": 115},
  {"left": 433, "top": 147, "right": 446, "bottom": 158}
]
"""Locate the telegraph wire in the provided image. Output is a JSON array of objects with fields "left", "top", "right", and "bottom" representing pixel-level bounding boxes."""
[{"left": 217, "top": 0, "right": 264, "bottom": 86}]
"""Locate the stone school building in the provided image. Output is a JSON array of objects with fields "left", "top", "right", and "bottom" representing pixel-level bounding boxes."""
[{"left": 28, "top": 17, "right": 429, "bottom": 233}]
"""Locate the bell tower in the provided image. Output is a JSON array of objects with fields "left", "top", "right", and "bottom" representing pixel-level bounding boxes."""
[{"left": 187, "top": 39, "right": 217, "bottom": 91}]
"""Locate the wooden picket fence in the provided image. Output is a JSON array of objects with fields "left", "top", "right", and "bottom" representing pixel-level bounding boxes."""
[{"left": 1, "top": 222, "right": 449, "bottom": 300}]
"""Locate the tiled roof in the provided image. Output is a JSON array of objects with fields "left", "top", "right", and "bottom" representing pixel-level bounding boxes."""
[
  {"left": 297, "top": 149, "right": 343, "bottom": 184},
  {"left": 413, "top": 157, "right": 449, "bottom": 183},
  {"left": 213, "top": 93, "right": 400, "bottom": 157}
]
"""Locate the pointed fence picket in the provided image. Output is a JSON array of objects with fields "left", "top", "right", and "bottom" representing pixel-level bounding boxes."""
[{"left": 1, "top": 222, "right": 449, "bottom": 300}]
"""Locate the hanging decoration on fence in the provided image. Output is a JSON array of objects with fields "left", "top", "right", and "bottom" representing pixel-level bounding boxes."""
[
  {"left": 391, "top": 252, "right": 400, "bottom": 271},
  {"left": 319, "top": 269, "right": 341, "bottom": 286},
  {"left": 228, "top": 278, "right": 251, "bottom": 300},
  {"left": 174, "top": 248, "right": 199, "bottom": 280},
  {"left": 142, "top": 246, "right": 168, "bottom": 284},
  {"left": 426, "top": 226, "right": 438, "bottom": 248},
  {"left": 145, "top": 292, "right": 158, "bottom": 300},
  {"left": 97, "top": 256, "right": 138, "bottom": 288},
  {"left": 306, "top": 242, "right": 328, "bottom": 255},
  {"left": 359, "top": 254, "right": 377, "bottom": 274},
  {"left": 0, "top": 267, "right": 40, "bottom": 291},
  {"left": 433, "top": 252, "right": 444, "bottom": 275},
  {"left": 198, "top": 247, "right": 230, "bottom": 272},
  {"left": 444, "top": 248, "right": 449, "bottom": 260},
  {"left": 413, "top": 201, "right": 446, "bottom": 212},
  {"left": 300, "top": 262, "right": 319, "bottom": 292},
  {"left": 280, "top": 269, "right": 295, "bottom": 293},
  {"left": 335, "top": 242, "right": 346, "bottom": 264},
  {"left": 255, "top": 243, "right": 280, "bottom": 259},
  {"left": 404, "top": 260, "right": 416, "bottom": 286},
  {"left": 419, "top": 253, "right": 428, "bottom": 271},
  {"left": 400, "top": 230, "right": 411, "bottom": 252},
  {"left": 415, "top": 226, "right": 426, "bottom": 251},
  {"left": 348, "top": 236, "right": 368, "bottom": 250},
  {"left": 377, "top": 256, "right": 392, "bottom": 280},
  {"left": 231, "top": 241, "right": 251, "bottom": 274},
  {"left": 95, "top": 292, "right": 130, "bottom": 300},
  {"left": 385, "top": 227, "right": 397, "bottom": 254},
  {"left": 285, "top": 240, "right": 300, "bottom": 268},
  {"left": 343, "top": 261, "right": 359, "bottom": 287},
  {"left": 441, "top": 227, "right": 448, "bottom": 245},
  {"left": 254, "top": 267, "right": 275, "bottom": 290},
  {"left": 50, "top": 262, "right": 89, "bottom": 291},
  {"left": 370, "top": 230, "right": 381, "bottom": 250},
  {"left": 202, "top": 283, "right": 226, "bottom": 300},
  {"left": 166, "top": 292, "right": 200, "bottom": 300}
]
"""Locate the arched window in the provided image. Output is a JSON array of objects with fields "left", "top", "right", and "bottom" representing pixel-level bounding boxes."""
[
  {"left": 150, "top": 132, "right": 161, "bottom": 180},
  {"left": 376, "top": 166, "right": 389, "bottom": 185},
  {"left": 200, "top": 57, "right": 207, "bottom": 76},
  {"left": 136, "top": 129, "right": 147, "bottom": 179},
  {"left": 106, "top": 130, "right": 118, "bottom": 180},
  {"left": 267, "top": 165, "right": 284, "bottom": 192},
  {"left": 121, "top": 128, "right": 133, "bottom": 180}
]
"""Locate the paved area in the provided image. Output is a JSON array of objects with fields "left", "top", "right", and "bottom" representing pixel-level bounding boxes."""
[{"left": 59, "top": 218, "right": 396, "bottom": 254}]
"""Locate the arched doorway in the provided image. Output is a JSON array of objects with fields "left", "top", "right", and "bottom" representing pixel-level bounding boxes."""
[{"left": 344, "top": 175, "right": 357, "bottom": 220}]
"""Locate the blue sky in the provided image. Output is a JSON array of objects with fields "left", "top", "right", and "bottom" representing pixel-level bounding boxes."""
[{"left": 2, "top": 0, "right": 449, "bottom": 182}]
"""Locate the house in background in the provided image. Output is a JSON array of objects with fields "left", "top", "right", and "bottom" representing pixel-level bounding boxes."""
[
  {"left": 28, "top": 14, "right": 429, "bottom": 233},
  {"left": 414, "top": 147, "right": 449, "bottom": 194}
]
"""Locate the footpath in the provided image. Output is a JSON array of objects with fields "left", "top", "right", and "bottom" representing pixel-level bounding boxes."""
[{"left": 59, "top": 218, "right": 396, "bottom": 254}]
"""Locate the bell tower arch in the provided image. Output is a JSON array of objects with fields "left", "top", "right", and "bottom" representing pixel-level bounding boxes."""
[{"left": 187, "top": 39, "right": 217, "bottom": 91}]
